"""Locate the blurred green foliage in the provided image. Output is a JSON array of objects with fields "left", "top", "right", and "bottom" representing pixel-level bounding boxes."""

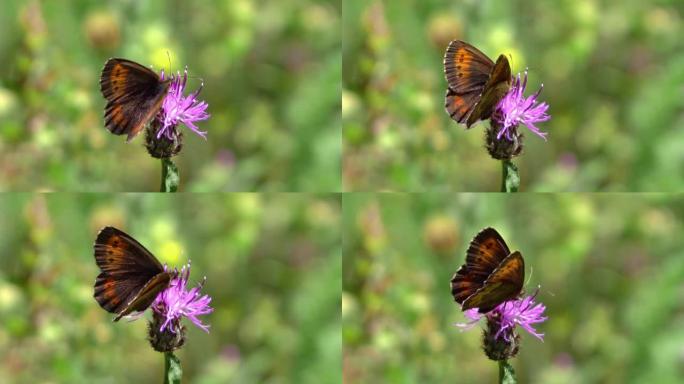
[
  {"left": 0, "top": 0, "right": 341, "bottom": 191},
  {"left": 0, "top": 194, "right": 341, "bottom": 383},
  {"left": 343, "top": 0, "right": 684, "bottom": 191},
  {"left": 343, "top": 193, "right": 684, "bottom": 383}
]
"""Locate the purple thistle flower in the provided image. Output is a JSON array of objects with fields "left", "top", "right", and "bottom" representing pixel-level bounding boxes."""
[
  {"left": 455, "top": 294, "right": 547, "bottom": 342},
  {"left": 494, "top": 70, "right": 550, "bottom": 142},
  {"left": 157, "top": 67, "right": 210, "bottom": 141},
  {"left": 152, "top": 262, "right": 213, "bottom": 334}
]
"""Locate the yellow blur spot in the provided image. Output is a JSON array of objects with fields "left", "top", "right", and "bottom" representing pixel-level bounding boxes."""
[
  {"left": 235, "top": 194, "right": 261, "bottom": 218},
  {"left": 152, "top": 47, "right": 177, "bottom": 73},
  {"left": 159, "top": 240, "right": 184, "bottom": 265},
  {"left": 0, "top": 283, "right": 21, "bottom": 310},
  {"left": 506, "top": 48, "right": 525, "bottom": 73},
  {"left": 0, "top": 87, "right": 17, "bottom": 117}
]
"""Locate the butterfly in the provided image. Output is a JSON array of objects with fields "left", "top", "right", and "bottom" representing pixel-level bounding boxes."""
[
  {"left": 450, "top": 227, "right": 524, "bottom": 313},
  {"left": 443, "top": 40, "right": 512, "bottom": 128},
  {"left": 99, "top": 58, "right": 172, "bottom": 141},
  {"left": 93, "top": 226, "right": 174, "bottom": 321}
]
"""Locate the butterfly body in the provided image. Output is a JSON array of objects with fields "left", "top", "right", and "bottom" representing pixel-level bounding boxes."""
[
  {"left": 444, "top": 41, "right": 512, "bottom": 128},
  {"left": 93, "top": 226, "right": 173, "bottom": 321},
  {"left": 100, "top": 58, "right": 171, "bottom": 141},
  {"left": 451, "top": 227, "right": 524, "bottom": 313}
]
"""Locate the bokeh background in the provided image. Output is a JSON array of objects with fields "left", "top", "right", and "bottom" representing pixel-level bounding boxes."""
[
  {"left": 343, "top": 0, "right": 684, "bottom": 191},
  {"left": 343, "top": 193, "right": 684, "bottom": 383},
  {"left": 0, "top": 194, "right": 341, "bottom": 383},
  {"left": 0, "top": 0, "right": 340, "bottom": 191}
]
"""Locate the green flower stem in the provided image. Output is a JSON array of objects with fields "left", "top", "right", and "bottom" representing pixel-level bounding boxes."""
[
  {"left": 501, "top": 159, "right": 519, "bottom": 192},
  {"left": 498, "top": 360, "right": 516, "bottom": 384},
  {"left": 164, "top": 352, "right": 182, "bottom": 384},
  {"left": 161, "top": 158, "right": 179, "bottom": 192}
]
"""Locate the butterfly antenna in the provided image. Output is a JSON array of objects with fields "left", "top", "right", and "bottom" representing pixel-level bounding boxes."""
[
  {"left": 187, "top": 74, "right": 205, "bottom": 85},
  {"left": 186, "top": 75, "right": 205, "bottom": 94},
  {"left": 196, "top": 276, "right": 207, "bottom": 289},
  {"left": 164, "top": 51, "right": 176, "bottom": 81},
  {"left": 530, "top": 285, "right": 542, "bottom": 300},
  {"left": 525, "top": 266, "right": 534, "bottom": 287}
]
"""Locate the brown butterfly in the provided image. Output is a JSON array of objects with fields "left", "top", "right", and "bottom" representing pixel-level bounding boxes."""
[
  {"left": 93, "top": 226, "right": 174, "bottom": 321},
  {"left": 443, "top": 40, "right": 512, "bottom": 128},
  {"left": 99, "top": 58, "right": 172, "bottom": 141},
  {"left": 450, "top": 227, "right": 524, "bottom": 313}
]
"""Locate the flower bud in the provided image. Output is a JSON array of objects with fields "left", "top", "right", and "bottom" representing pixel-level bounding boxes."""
[
  {"left": 482, "top": 311, "right": 520, "bottom": 361},
  {"left": 145, "top": 119, "right": 183, "bottom": 159},
  {"left": 148, "top": 308, "right": 186, "bottom": 352},
  {"left": 486, "top": 117, "right": 523, "bottom": 160}
]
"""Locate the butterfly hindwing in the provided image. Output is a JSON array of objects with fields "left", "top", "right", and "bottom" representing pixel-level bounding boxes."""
[
  {"left": 445, "top": 87, "right": 480, "bottom": 124},
  {"left": 450, "top": 266, "right": 485, "bottom": 304},
  {"left": 100, "top": 58, "right": 170, "bottom": 141},
  {"left": 94, "top": 271, "right": 157, "bottom": 314},
  {"left": 112, "top": 271, "right": 172, "bottom": 321}
]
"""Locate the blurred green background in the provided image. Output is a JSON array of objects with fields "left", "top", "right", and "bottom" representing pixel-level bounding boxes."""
[
  {"left": 0, "top": 0, "right": 340, "bottom": 191},
  {"left": 343, "top": 0, "right": 684, "bottom": 191},
  {"left": 0, "top": 193, "right": 341, "bottom": 383},
  {"left": 343, "top": 193, "right": 684, "bottom": 383}
]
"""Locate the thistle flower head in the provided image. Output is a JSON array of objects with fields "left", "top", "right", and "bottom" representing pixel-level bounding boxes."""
[
  {"left": 158, "top": 67, "right": 210, "bottom": 141},
  {"left": 152, "top": 262, "right": 213, "bottom": 334},
  {"left": 147, "top": 262, "right": 213, "bottom": 352},
  {"left": 145, "top": 67, "right": 210, "bottom": 158},
  {"left": 493, "top": 70, "right": 550, "bottom": 142},
  {"left": 455, "top": 293, "right": 547, "bottom": 360}
]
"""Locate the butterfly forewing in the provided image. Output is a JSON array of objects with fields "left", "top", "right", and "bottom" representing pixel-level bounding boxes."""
[
  {"left": 93, "top": 226, "right": 171, "bottom": 321},
  {"left": 451, "top": 228, "right": 524, "bottom": 313},
  {"left": 100, "top": 58, "right": 171, "bottom": 141},
  {"left": 94, "top": 226, "right": 164, "bottom": 272}
]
